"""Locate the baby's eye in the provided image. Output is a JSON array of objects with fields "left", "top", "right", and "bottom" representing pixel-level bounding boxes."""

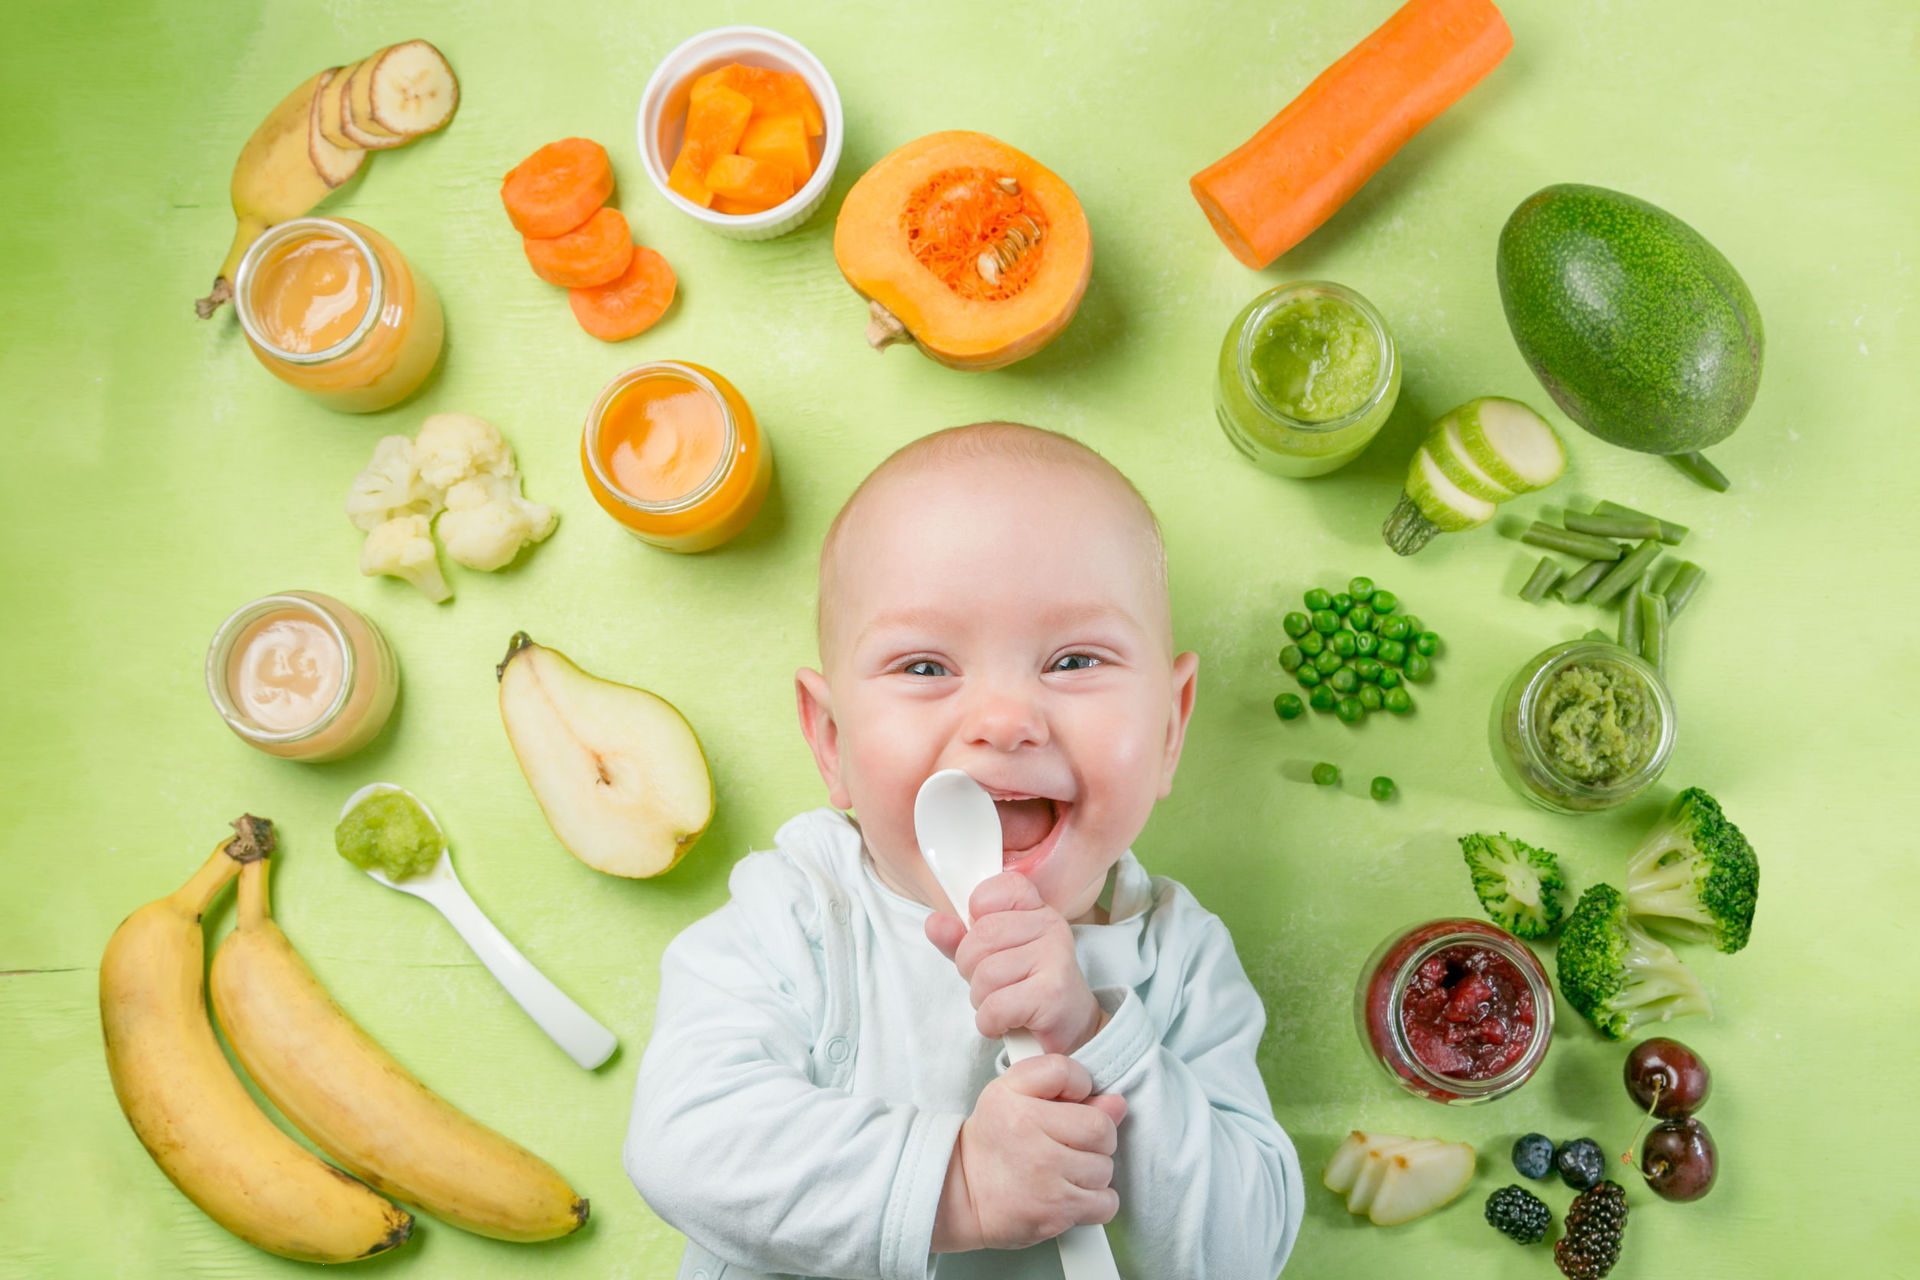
[
  {"left": 1051, "top": 653, "right": 1101, "bottom": 672},
  {"left": 902, "top": 659, "right": 950, "bottom": 678}
]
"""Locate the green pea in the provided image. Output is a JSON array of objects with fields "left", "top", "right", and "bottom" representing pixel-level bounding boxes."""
[
  {"left": 1378, "top": 667, "right": 1402, "bottom": 689},
  {"left": 1370, "top": 776, "right": 1397, "bottom": 802},
  {"left": 1314, "top": 648, "right": 1343, "bottom": 674},
  {"left": 1398, "top": 614, "right": 1424, "bottom": 636},
  {"left": 1329, "top": 667, "right": 1358, "bottom": 694},
  {"left": 1335, "top": 697, "right": 1365, "bottom": 723},
  {"left": 1296, "top": 665, "right": 1322, "bottom": 688},
  {"left": 1404, "top": 652, "right": 1433, "bottom": 683},
  {"left": 1348, "top": 605, "right": 1375, "bottom": 632},
  {"left": 1308, "top": 684, "right": 1338, "bottom": 711},
  {"left": 1354, "top": 657, "right": 1382, "bottom": 683},
  {"left": 1330, "top": 631, "right": 1357, "bottom": 657},
  {"left": 1311, "top": 762, "right": 1340, "bottom": 786},
  {"left": 1274, "top": 693, "right": 1304, "bottom": 720},
  {"left": 1358, "top": 685, "right": 1384, "bottom": 711},
  {"left": 1298, "top": 630, "right": 1326, "bottom": 656},
  {"left": 1385, "top": 687, "right": 1413, "bottom": 714},
  {"left": 1349, "top": 576, "right": 1375, "bottom": 601},
  {"left": 1331, "top": 592, "right": 1354, "bottom": 615},
  {"left": 1415, "top": 631, "right": 1440, "bottom": 656},
  {"left": 1303, "top": 588, "right": 1333, "bottom": 612},
  {"left": 1380, "top": 616, "right": 1411, "bottom": 641},
  {"left": 1282, "top": 612, "right": 1310, "bottom": 638},
  {"left": 1279, "top": 645, "right": 1303, "bottom": 672},
  {"left": 1372, "top": 589, "right": 1399, "bottom": 614},
  {"left": 1353, "top": 632, "right": 1379, "bottom": 658},
  {"left": 1378, "top": 639, "right": 1407, "bottom": 665},
  {"left": 1312, "top": 609, "right": 1341, "bottom": 634}
]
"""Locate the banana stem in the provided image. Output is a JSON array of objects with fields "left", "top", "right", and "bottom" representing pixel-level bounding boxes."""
[
  {"left": 169, "top": 846, "right": 246, "bottom": 919},
  {"left": 237, "top": 857, "right": 273, "bottom": 928}
]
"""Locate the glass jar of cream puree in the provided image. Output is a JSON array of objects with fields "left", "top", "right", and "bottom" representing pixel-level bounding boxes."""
[
  {"left": 206, "top": 591, "right": 398, "bottom": 762},
  {"left": 233, "top": 217, "right": 444, "bottom": 413}
]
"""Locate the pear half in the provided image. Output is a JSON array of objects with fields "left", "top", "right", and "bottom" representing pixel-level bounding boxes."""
[{"left": 497, "top": 633, "right": 713, "bottom": 877}]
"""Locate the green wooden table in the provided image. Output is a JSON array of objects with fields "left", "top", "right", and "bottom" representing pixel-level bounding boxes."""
[{"left": 3, "top": 0, "right": 1913, "bottom": 1274}]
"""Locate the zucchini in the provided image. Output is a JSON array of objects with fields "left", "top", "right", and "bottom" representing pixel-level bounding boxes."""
[
  {"left": 1382, "top": 445, "right": 1496, "bottom": 555},
  {"left": 1453, "top": 396, "right": 1566, "bottom": 493},
  {"left": 1431, "top": 414, "right": 1518, "bottom": 503}
]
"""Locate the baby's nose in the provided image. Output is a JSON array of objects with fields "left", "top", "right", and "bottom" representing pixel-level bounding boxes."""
[{"left": 962, "top": 686, "right": 1049, "bottom": 752}]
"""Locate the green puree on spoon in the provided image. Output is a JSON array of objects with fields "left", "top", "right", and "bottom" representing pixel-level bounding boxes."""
[{"left": 335, "top": 789, "right": 442, "bottom": 880}]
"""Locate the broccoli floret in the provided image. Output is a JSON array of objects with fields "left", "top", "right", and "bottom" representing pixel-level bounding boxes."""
[
  {"left": 1556, "top": 883, "right": 1713, "bottom": 1040},
  {"left": 1625, "top": 788, "right": 1758, "bottom": 953},
  {"left": 1459, "top": 832, "right": 1567, "bottom": 939}
]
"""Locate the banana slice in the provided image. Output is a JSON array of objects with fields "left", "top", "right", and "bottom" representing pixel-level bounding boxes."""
[
  {"left": 315, "top": 58, "right": 363, "bottom": 150},
  {"left": 365, "top": 40, "right": 460, "bottom": 137},
  {"left": 307, "top": 68, "right": 366, "bottom": 188},
  {"left": 341, "top": 58, "right": 407, "bottom": 150}
]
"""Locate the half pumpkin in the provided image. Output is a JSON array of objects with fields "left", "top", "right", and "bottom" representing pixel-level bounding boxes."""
[{"left": 833, "top": 131, "right": 1090, "bottom": 371}]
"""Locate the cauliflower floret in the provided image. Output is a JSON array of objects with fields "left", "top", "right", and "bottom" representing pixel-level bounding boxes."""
[
  {"left": 412, "top": 413, "right": 516, "bottom": 491},
  {"left": 346, "top": 435, "right": 441, "bottom": 532},
  {"left": 436, "top": 474, "right": 558, "bottom": 572},
  {"left": 359, "top": 513, "right": 452, "bottom": 602}
]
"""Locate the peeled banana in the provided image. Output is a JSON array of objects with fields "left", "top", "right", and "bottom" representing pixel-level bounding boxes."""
[
  {"left": 99, "top": 816, "right": 413, "bottom": 1263},
  {"left": 209, "top": 834, "right": 588, "bottom": 1241}
]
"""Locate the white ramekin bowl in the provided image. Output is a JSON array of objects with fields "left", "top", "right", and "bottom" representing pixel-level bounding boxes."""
[{"left": 637, "top": 26, "right": 844, "bottom": 241}]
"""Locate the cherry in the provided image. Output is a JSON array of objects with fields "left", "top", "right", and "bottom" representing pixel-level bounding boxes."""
[
  {"left": 1624, "top": 1037, "right": 1711, "bottom": 1119},
  {"left": 1642, "top": 1117, "right": 1717, "bottom": 1201}
]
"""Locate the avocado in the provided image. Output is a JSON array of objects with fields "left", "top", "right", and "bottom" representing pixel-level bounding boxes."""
[{"left": 1496, "top": 184, "right": 1762, "bottom": 455}]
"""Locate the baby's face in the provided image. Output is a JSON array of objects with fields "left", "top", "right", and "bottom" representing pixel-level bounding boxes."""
[{"left": 798, "top": 457, "right": 1198, "bottom": 923}]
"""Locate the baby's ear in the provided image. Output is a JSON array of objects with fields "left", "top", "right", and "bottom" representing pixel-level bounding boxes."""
[
  {"left": 795, "top": 668, "right": 852, "bottom": 809},
  {"left": 1157, "top": 651, "right": 1200, "bottom": 798}
]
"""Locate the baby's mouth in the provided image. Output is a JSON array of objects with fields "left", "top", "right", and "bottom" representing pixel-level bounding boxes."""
[{"left": 994, "top": 797, "right": 1059, "bottom": 857}]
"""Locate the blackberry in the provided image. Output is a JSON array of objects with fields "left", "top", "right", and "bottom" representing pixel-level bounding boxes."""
[
  {"left": 1555, "top": 1137, "right": 1606, "bottom": 1190},
  {"left": 1484, "top": 1185, "right": 1551, "bottom": 1244},
  {"left": 1512, "top": 1132, "right": 1555, "bottom": 1180},
  {"left": 1554, "top": 1180, "right": 1628, "bottom": 1279}
]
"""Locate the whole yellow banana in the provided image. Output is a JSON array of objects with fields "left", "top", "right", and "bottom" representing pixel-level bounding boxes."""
[
  {"left": 210, "top": 851, "right": 589, "bottom": 1242},
  {"left": 99, "top": 817, "right": 413, "bottom": 1263},
  {"left": 195, "top": 70, "right": 342, "bottom": 318}
]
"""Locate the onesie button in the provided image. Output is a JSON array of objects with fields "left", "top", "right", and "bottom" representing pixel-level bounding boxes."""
[
  {"left": 829, "top": 899, "right": 849, "bottom": 924},
  {"left": 826, "top": 1036, "right": 851, "bottom": 1063}
]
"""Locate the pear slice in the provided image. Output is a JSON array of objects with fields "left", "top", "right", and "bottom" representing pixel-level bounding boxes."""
[
  {"left": 1346, "top": 1138, "right": 1424, "bottom": 1216},
  {"left": 1367, "top": 1139, "right": 1476, "bottom": 1226},
  {"left": 1323, "top": 1130, "right": 1408, "bottom": 1194},
  {"left": 307, "top": 67, "right": 366, "bottom": 188},
  {"left": 497, "top": 633, "right": 713, "bottom": 878}
]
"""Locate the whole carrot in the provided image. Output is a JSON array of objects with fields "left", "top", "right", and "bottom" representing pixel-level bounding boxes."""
[{"left": 1190, "top": 0, "right": 1512, "bottom": 269}]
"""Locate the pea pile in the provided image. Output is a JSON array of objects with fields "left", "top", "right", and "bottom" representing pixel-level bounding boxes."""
[{"left": 1274, "top": 577, "right": 1441, "bottom": 724}]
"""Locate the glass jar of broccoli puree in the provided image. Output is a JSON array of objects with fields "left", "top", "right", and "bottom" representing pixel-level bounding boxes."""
[
  {"left": 1492, "top": 641, "right": 1676, "bottom": 814},
  {"left": 1214, "top": 280, "right": 1400, "bottom": 478}
]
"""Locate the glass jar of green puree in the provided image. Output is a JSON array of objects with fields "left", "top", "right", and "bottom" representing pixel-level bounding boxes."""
[
  {"left": 1492, "top": 641, "right": 1677, "bottom": 814},
  {"left": 1214, "top": 280, "right": 1400, "bottom": 478}
]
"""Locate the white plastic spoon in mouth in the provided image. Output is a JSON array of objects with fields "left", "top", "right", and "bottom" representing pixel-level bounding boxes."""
[
  {"left": 912, "top": 769, "right": 1120, "bottom": 1280},
  {"left": 339, "top": 783, "right": 616, "bottom": 1071}
]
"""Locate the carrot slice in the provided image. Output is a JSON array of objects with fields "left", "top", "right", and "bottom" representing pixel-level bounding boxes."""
[
  {"left": 1189, "top": 0, "right": 1512, "bottom": 268},
  {"left": 569, "top": 246, "right": 676, "bottom": 341},
  {"left": 523, "top": 206, "right": 635, "bottom": 288},
  {"left": 502, "top": 137, "right": 614, "bottom": 237},
  {"left": 703, "top": 154, "right": 795, "bottom": 212},
  {"left": 738, "top": 113, "right": 812, "bottom": 188}
]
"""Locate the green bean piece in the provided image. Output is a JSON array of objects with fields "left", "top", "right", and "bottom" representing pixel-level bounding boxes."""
[
  {"left": 1298, "top": 629, "right": 1326, "bottom": 656},
  {"left": 1309, "top": 684, "right": 1338, "bottom": 711},
  {"left": 1380, "top": 616, "right": 1411, "bottom": 641},
  {"left": 1358, "top": 685, "right": 1384, "bottom": 712},
  {"left": 1312, "top": 609, "right": 1341, "bottom": 634},
  {"left": 1296, "top": 665, "right": 1322, "bottom": 688},
  {"left": 1384, "top": 687, "right": 1413, "bottom": 714},
  {"left": 1335, "top": 697, "right": 1365, "bottom": 723},
  {"left": 1372, "top": 590, "right": 1399, "bottom": 614},
  {"left": 1377, "top": 666, "right": 1402, "bottom": 689},
  {"left": 1354, "top": 632, "right": 1379, "bottom": 657},
  {"left": 1329, "top": 667, "right": 1359, "bottom": 694},
  {"left": 1312, "top": 762, "right": 1340, "bottom": 786},
  {"left": 1304, "top": 588, "right": 1333, "bottom": 612},
  {"left": 1596, "top": 501, "right": 1688, "bottom": 546},
  {"left": 1519, "top": 556, "right": 1564, "bottom": 603},
  {"left": 1669, "top": 450, "right": 1732, "bottom": 492},
  {"left": 1331, "top": 592, "right": 1354, "bottom": 615},
  {"left": 1588, "top": 539, "right": 1665, "bottom": 606},
  {"left": 1522, "top": 521, "right": 1627, "bottom": 561},
  {"left": 1349, "top": 576, "right": 1375, "bottom": 601},
  {"left": 1557, "top": 557, "right": 1616, "bottom": 604},
  {"left": 1279, "top": 645, "right": 1304, "bottom": 672},
  {"left": 1564, "top": 511, "right": 1662, "bottom": 541},
  {"left": 1348, "top": 604, "right": 1376, "bottom": 632},
  {"left": 1315, "top": 648, "right": 1343, "bottom": 674},
  {"left": 1282, "top": 611, "right": 1310, "bottom": 638},
  {"left": 1662, "top": 561, "right": 1707, "bottom": 621},
  {"left": 1370, "top": 776, "right": 1397, "bottom": 802},
  {"left": 1274, "top": 693, "right": 1305, "bottom": 720},
  {"left": 1354, "top": 657, "right": 1383, "bottom": 683},
  {"left": 1617, "top": 579, "right": 1644, "bottom": 649},
  {"left": 1378, "top": 639, "right": 1408, "bottom": 665},
  {"left": 1330, "top": 631, "right": 1357, "bottom": 657},
  {"left": 1414, "top": 631, "right": 1439, "bottom": 656},
  {"left": 1639, "top": 586, "right": 1670, "bottom": 675},
  {"left": 1404, "top": 652, "right": 1433, "bottom": 683}
]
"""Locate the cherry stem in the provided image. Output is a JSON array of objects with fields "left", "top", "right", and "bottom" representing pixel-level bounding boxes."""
[{"left": 1619, "top": 1079, "right": 1662, "bottom": 1166}]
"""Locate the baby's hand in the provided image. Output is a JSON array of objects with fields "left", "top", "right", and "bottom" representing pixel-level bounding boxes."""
[
  {"left": 927, "top": 872, "right": 1105, "bottom": 1056},
  {"left": 933, "top": 1055, "right": 1126, "bottom": 1253}
]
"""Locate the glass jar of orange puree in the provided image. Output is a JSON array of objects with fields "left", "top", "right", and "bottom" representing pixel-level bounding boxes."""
[
  {"left": 233, "top": 217, "right": 444, "bottom": 413},
  {"left": 582, "top": 362, "right": 774, "bottom": 552},
  {"left": 205, "top": 591, "right": 399, "bottom": 762}
]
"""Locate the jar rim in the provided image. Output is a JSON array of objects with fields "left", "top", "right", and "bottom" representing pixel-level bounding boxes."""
[
  {"left": 583, "top": 362, "right": 740, "bottom": 514},
  {"left": 205, "top": 593, "right": 357, "bottom": 744},
  {"left": 233, "top": 218, "right": 385, "bottom": 365},
  {"left": 1514, "top": 641, "right": 1677, "bottom": 799},
  {"left": 1379, "top": 923, "right": 1555, "bottom": 1098},
  {"left": 1233, "top": 280, "right": 1396, "bottom": 436}
]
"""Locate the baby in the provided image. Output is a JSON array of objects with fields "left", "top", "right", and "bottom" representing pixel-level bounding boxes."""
[{"left": 626, "top": 423, "right": 1302, "bottom": 1279}]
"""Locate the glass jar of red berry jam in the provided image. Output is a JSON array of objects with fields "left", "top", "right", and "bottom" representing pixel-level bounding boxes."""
[{"left": 1355, "top": 918, "right": 1553, "bottom": 1104}]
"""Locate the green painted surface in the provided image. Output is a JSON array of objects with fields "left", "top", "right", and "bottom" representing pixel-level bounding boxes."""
[{"left": 1, "top": 0, "right": 1913, "bottom": 1275}]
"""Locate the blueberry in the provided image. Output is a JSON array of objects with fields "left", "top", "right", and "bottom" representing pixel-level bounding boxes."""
[
  {"left": 1555, "top": 1137, "right": 1607, "bottom": 1191},
  {"left": 1512, "top": 1133, "right": 1555, "bottom": 1181}
]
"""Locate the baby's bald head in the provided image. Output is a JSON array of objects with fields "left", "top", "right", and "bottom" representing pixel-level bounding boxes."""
[{"left": 816, "top": 423, "right": 1168, "bottom": 670}]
